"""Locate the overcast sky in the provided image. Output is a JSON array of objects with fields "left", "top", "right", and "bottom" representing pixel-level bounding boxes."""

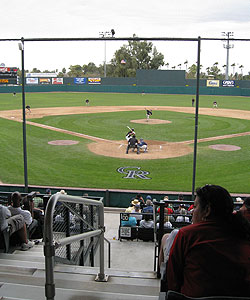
[{"left": 1, "top": 0, "right": 250, "bottom": 75}]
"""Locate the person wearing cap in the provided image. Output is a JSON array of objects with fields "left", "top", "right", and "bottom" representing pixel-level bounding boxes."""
[
  {"left": 125, "top": 199, "right": 140, "bottom": 213},
  {"left": 126, "top": 135, "right": 140, "bottom": 154},
  {"left": 133, "top": 193, "right": 145, "bottom": 209},
  {"left": 138, "top": 138, "right": 148, "bottom": 153},
  {"left": 142, "top": 199, "right": 153, "bottom": 214},
  {"left": 131, "top": 204, "right": 142, "bottom": 223},
  {"left": 240, "top": 197, "right": 250, "bottom": 222},
  {"left": 45, "top": 188, "right": 51, "bottom": 195},
  {"left": 125, "top": 128, "right": 136, "bottom": 141}
]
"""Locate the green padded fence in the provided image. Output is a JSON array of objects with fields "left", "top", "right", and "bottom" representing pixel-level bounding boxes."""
[{"left": 1, "top": 84, "right": 250, "bottom": 96}]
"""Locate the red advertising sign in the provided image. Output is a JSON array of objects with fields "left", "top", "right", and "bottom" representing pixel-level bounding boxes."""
[{"left": 52, "top": 78, "right": 63, "bottom": 85}]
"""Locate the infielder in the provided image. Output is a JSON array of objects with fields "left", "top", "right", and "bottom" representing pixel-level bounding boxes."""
[{"left": 25, "top": 105, "right": 31, "bottom": 113}]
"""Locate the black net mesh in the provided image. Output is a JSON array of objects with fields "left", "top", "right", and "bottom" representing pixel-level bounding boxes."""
[{"left": 52, "top": 200, "right": 100, "bottom": 265}]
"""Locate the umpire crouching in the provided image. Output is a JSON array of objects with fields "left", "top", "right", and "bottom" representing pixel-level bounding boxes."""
[{"left": 126, "top": 135, "right": 140, "bottom": 154}]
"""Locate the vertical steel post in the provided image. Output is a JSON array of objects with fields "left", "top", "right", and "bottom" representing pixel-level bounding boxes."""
[
  {"left": 192, "top": 36, "right": 201, "bottom": 200},
  {"left": 20, "top": 37, "right": 28, "bottom": 192},
  {"left": 95, "top": 204, "right": 108, "bottom": 281}
]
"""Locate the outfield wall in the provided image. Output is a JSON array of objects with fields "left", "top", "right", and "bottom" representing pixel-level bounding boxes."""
[{"left": 1, "top": 84, "right": 250, "bottom": 96}]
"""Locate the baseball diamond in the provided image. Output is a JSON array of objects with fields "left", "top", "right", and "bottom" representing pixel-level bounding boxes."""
[{"left": 0, "top": 92, "right": 250, "bottom": 193}]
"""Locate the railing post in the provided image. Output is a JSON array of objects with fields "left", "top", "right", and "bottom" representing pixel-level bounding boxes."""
[{"left": 95, "top": 204, "right": 108, "bottom": 282}]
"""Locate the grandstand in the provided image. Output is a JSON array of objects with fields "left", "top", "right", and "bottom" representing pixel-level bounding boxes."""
[{"left": 0, "top": 35, "right": 250, "bottom": 299}]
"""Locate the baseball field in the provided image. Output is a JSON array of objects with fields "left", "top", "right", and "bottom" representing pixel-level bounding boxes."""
[{"left": 0, "top": 92, "right": 249, "bottom": 194}]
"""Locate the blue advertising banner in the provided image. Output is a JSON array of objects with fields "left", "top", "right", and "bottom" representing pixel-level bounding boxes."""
[
  {"left": 222, "top": 80, "right": 235, "bottom": 87},
  {"left": 74, "top": 77, "right": 86, "bottom": 84}
]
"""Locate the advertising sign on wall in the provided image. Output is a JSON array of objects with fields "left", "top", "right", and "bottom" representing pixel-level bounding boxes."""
[
  {"left": 0, "top": 79, "right": 9, "bottom": 84},
  {"left": 222, "top": 80, "right": 235, "bottom": 87},
  {"left": 39, "top": 78, "right": 51, "bottom": 84},
  {"left": 26, "top": 78, "right": 38, "bottom": 84},
  {"left": 27, "top": 73, "right": 58, "bottom": 77},
  {"left": 207, "top": 80, "right": 220, "bottom": 87},
  {"left": 74, "top": 77, "right": 86, "bottom": 84},
  {"left": 52, "top": 78, "right": 63, "bottom": 85},
  {"left": 88, "top": 77, "right": 101, "bottom": 84}
]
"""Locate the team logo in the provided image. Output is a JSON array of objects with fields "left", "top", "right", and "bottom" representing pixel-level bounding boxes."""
[{"left": 117, "top": 166, "right": 151, "bottom": 179}]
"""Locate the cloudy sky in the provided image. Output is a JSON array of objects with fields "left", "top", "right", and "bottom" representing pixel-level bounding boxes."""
[{"left": 1, "top": 0, "right": 250, "bottom": 75}]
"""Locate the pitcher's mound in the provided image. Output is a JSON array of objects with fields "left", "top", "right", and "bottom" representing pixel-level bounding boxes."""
[
  {"left": 131, "top": 119, "right": 172, "bottom": 124},
  {"left": 88, "top": 140, "right": 192, "bottom": 160}
]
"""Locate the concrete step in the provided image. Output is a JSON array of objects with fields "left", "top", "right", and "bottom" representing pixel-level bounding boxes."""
[
  {"left": 0, "top": 253, "right": 159, "bottom": 295},
  {"left": 0, "top": 253, "right": 44, "bottom": 263},
  {"left": 0, "top": 270, "right": 159, "bottom": 296},
  {"left": 0, "top": 283, "right": 159, "bottom": 300},
  {"left": 0, "top": 252, "right": 157, "bottom": 280}
]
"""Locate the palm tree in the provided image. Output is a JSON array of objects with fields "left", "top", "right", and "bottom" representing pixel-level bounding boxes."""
[
  {"left": 184, "top": 60, "right": 188, "bottom": 71},
  {"left": 178, "top": 64, "right": 182, "bottom": 70},
  {"left": 172, "top": 66, "right": 176, "bottom": 70},
  {"left": 231, "top": 63, "right": 236, "bottom": 74},
  {"left": 239, "top": 65, "right": 244, "bottom": 75}
]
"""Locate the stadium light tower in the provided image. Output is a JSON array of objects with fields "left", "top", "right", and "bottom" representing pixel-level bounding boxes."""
[
  {"left": 222, "top": 32, "right": 234, "bottom": 80},
  {"left": 99, "top": 30, "right": 114, "bottom": 77}
]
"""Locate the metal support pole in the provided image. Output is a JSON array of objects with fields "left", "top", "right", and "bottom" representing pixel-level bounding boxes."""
[
  {"left": 225, "top": 38, "right": 229, "bottom": 80},
  {"left": 20, "top": 38, "right": 28, "bottom": 192},
  {"left": 104, "top": 40, "right": 107, "bottom": 78},
  {"left": 95, "top": 205, "right": 108, "bottom": 282},
  {"left": 191, "top": 36, "right": 201, "bottom": 200}
]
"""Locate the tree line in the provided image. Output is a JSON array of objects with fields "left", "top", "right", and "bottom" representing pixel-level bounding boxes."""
[{"left": 18, "top": 35, "right": 250, "bottom": 80}]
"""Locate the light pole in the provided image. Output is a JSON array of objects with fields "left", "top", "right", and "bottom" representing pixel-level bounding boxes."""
[
  {"left": 222, "top": 32, "right": 234, "bottom": 80},
  {"left": 99, "top": 30, "right": 114, "bottom": 77}
]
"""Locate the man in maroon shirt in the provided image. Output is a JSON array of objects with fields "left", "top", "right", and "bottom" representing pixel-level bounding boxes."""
[{"left": 167, "top": 185, "right": 250, "bottom": 297}]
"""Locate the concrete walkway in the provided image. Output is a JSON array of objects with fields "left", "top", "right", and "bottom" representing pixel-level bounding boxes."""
[{"left": 104, "top": 209, "right": 156, "bottom": 272}]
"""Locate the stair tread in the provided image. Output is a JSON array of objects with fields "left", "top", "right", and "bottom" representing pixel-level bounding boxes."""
[{"left": 0, "top": 282, "right": 159, "bottom": 300}]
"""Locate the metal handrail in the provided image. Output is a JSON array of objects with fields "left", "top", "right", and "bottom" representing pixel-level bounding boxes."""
[{"left": 43, "top": 193, "right": 108, "bottom": 300}]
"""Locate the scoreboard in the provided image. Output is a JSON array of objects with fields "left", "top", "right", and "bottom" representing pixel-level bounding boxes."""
[{"left": 0, "top": 67, "right": 18, "bottom": 85}]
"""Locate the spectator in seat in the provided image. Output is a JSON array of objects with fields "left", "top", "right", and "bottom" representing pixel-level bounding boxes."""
[
  {"left": 159, "top": 229, "right": 179, "bottom": 265},
  {"left": 131, "top": 204, "right": 142, "bottom": 224},
  {"left": 240, "top": 197, "right": 250, "bottom": 222},
  {"left": 167, "top": 184, "right": 250, "bottom": 297},
  {"left": 8, "top": 192, "right": 38, "bottom": 238},
  {"left": 125, "top": 199, "right": 140, "bottom": 213},
  {"left": 139, "top": 214, "right": 154, "bottom": 228},
  {"left": 157, "top": 215, "right": 173, "bottom": 229},
  {"left": 175, "top": 206, "right": 190, "bottom": 223},
  {"left": 22, "top": 196, "right": 44, "bottom": 239},
  {"left": 135, "top": 193, "right": 145, "bottom": 209},
  {"left": 142, "top": 199, "right": 153, "bottom": 214},
  {"left": 121, "top": 215, "right": 137, "bottom": 227},
  {"left": 0, "top": 204, "right": 34, "bottom": 251}
]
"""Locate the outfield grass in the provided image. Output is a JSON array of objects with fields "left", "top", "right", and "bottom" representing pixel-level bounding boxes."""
[
  {"left": 0, "top": 92, "right": 249, "bottom": 194},
  {"left": 1, "top": 92, "right": 250, "bottom": 110}
]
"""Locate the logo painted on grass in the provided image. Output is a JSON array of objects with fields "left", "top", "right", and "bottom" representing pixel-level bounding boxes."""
[{"left": 117, "top": 167, "right": 151, "bottom": 179}]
